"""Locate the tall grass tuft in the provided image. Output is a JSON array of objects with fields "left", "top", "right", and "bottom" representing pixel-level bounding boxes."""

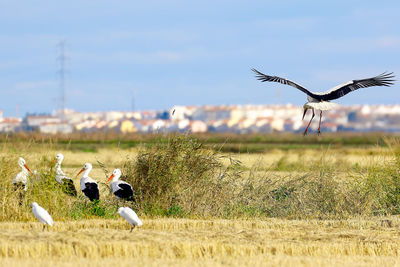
[{"left": 122, "top": 134, "right": 238, "bottom": 217}]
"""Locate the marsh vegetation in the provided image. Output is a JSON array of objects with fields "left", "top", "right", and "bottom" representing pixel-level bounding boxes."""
[{"left": 0, "top": 133, "right": 399, "bottom": 266}]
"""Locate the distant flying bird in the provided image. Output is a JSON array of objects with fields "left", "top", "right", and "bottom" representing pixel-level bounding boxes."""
[
  {"left": 77, "top": 163, "right": 100, "bottom": 202},
  {"left": 107, "top": 169, "right": 135, "bottom": 202},
  {"left": 118, "top": 207, "right": 142, "bottom": 232},
  {"left": 30, "top": 202, "right": 54, "bottom": 231},
  {"left": 252, "top": 68, "right": 395, "bottom": 135},
  {"left": 12, "top": 157, "right": 32, "bottom": 191},
  {"left": 54, "top": 153, "right": 77, "bottom": 196}
]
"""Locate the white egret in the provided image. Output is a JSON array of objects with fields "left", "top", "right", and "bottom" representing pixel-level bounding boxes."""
[
  {"left": 118, "top": 207, "right": 142, "bottom": 232},
  {"left": 30, "top": 202, "right": 54, "bottom": 231}
]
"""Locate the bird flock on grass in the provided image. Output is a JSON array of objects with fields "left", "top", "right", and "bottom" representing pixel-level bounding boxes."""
[{"left": 12, "top": 154, "right": 141, "bottom": 232}]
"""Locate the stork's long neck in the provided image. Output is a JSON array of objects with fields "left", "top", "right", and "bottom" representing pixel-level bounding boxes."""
[
  {"left": 111, "top": 174, "right": 121, "bottom": 183},
  {"left": 18, "top": 163, "right": 29, "bottom": 174},
  {"left": 55, "top": 160, "right": 62, "bottom": 170},
  {"left": 20, "top": 167, "right": 29, "bottom": 175},
  {"left": 82, "top": 167, "right": 92, "bottom": 177}
]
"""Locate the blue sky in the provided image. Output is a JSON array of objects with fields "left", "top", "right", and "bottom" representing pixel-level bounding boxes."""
[{"left": 0, "top": 0, "right": 399, "bottom": 117}]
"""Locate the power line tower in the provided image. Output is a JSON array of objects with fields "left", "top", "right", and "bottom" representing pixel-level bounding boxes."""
[{"left": 57, "top": 40, "right": 67, "bottom": 119}]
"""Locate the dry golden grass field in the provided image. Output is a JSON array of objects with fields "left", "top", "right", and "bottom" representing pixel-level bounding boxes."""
[
  {"left": 1, "top": 134, "right": 400, "bottom": 266},
  {"left": 1, "top": 218, "right": 400, "bottom": 267}
]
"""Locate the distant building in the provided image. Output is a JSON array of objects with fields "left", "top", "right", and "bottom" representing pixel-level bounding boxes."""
[
  {"left": 0, "top": 117, "right": 23, "bottom": 132},
  {"left": 39, "top": 122, "right": 73, "bottom": 134},
  {"left": 26, "top": 115, "right": 61, "bottom": 127}
]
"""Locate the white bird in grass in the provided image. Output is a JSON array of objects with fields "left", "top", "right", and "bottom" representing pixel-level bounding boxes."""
[
  {"left": 252, "top": 69, "right": 395, "bottom": 135},
  {"left": 118, "top": 207, "right": 142, "bottom": 232},
  {"left": 76, "top": 163, "right": 99, "bottom": 202},
  {"left": 54, "top": 153, "right": 77, "bottom": 196},
  {"left": 30, "top": 202, "right": 54, "bottom": 231},
  {"left": 12, "top": 157, "right": 32, "bottom": 191},
  {"left": 107, "top": 169, "right": 135, "bottom": 202}
]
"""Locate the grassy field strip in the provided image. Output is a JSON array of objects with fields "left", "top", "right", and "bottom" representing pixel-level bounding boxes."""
[
  {"left": 1, "top": 256, "right": 400, "bottom": 267},
  {"left": 1, "top": 218, "right": 400, "bottom": 266}
]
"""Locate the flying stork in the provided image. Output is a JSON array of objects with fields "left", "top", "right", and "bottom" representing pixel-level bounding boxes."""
[
  {"left": 76, "top": 163, "right": 100, "bottom": 202},
  {"left": 30, "top": 202, "right": 54, "bottom": 231},
  {"left": 252, "top": 69, "right": 395, "bottom": 135},
  {"left": 118, "top": 207, "right": 142, "bottom": 232},
  {"left": 54, "top": 153, "right": 77, "bottom": 196},
  {"left": 107, "top": 169, "right": 135, "bottom": 202}
]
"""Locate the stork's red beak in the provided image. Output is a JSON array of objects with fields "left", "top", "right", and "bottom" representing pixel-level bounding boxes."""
[
  {"left": 24, "top": 164, "right": 32, "bottom": 174},
  {"left": 76, "top": 168, "right": 85, "bottom": 177},
  {"left": 49, "top": 159, "right": 56, "bottom": 167},
  {"left": 302, "top": 109, "right": 308, "bottom": 120},
  {"left": 106, "top": 174, "right": 114, "bottom": 183}
]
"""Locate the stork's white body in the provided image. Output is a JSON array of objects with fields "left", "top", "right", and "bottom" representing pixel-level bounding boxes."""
[
  {"left": 80, "top": 173, "right": 98, "bottom": 190},
  {"left": 305, "top": 96, "right": 339, "bottom": 111},
  {"left": 107, "top": 169, "right": 135, "bottom": 201},
  {"left": 118, "top": 207, "right": 142, "bottom": 231},
  {"left": 78, "top": 163, "right": 100, "bottom": 201},
  {"left": 31, "top": 202, "right": 53, "bottom": 230}
]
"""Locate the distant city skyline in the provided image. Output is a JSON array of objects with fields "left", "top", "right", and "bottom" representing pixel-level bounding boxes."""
[{"left": 0, "top": 0, "right": 399, "bottom": 117}]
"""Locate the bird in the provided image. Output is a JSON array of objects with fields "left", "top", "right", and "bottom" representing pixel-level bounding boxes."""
[
  {"left": 118, "top": 207, "right": 142, "bottom": 232},
  {"left": 30, "top": 202, "right": 54, "bottom": 231},
  {"left": 12, "top": 157, "right": 32, "bottom": 191},
  {"left": 54, "top": 153, "right": 77, "bottom": 196},
  {"left": 251, "top": 68, "right": 395, "bottom": 135},
  {"left": 76, "top": 163, "right": 99, "bottom": 202},
  {"left": 106, "top": 169, "right": 135, "bottom": 202}
]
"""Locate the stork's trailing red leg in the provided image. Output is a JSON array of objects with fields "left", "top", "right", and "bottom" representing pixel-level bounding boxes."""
[
  {"left": 318, "top": 111, "right": 322, "bottom": 135},
  {"left": 303, "top": 109, "right": 315, "bottom": 136}
]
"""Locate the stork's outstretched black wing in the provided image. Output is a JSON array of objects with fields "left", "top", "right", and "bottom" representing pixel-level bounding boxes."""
[
  {"left": 252, "top": 68, "right": 317, "bottom": 98},
  {"left": 317, "top": 72, "right": 395, "bottom": 101}
]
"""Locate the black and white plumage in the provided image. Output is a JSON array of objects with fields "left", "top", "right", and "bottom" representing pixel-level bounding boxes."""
[
  {"left": 107, "top": 169, "right": 135, "bottom": 202},
  {"left": 12, "top": 157, "right": 32, "bottom": 191},
  {"left": 30, "top": 202, "right": 54, "bottom": 231},
  {"left": 252, "top": 68, "right": 395, "bottom": 134},
  {"left": 118, "top": 207, "right": 142, "bottom": 232},
  {"left": 77, "top": 163, "right": 99, "bottom": 201},
  {"left": 54, "top": 153, "right": 77, "bottom": 196}
]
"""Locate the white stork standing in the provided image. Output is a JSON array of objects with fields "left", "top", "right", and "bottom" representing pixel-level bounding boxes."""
[
  {"left": 30, "top": 202, "right": 54, "bottom": 231},
  {"left": 118, "top": 207, "right": 142, "bottom": 232},
  {"left": 76, "top": 163, "right": 99, "bottom": 202},
  {"left": 54, "top": 153, "right": 77, "bottom": 196},
  {"left": 252, "top": 69, "right": 395, "bottom": 135},
  {"left": 12, "top": 157, "right": 32, "bottom": 191},
  {"left": 107, "top": 169, "right": 135, "bottom": 202}
]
